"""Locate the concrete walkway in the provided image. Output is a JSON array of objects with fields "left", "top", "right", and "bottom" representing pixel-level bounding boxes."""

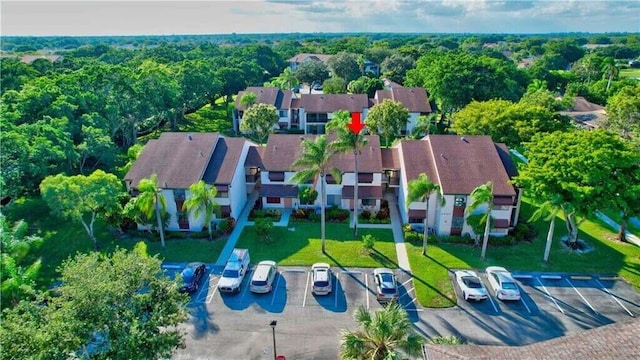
[{"left": 215, "top": 191, "right": 259, "bottom": 267}]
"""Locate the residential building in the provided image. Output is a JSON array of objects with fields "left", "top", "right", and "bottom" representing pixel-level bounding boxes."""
[
  {"left": 233, "top": 87, "right": 294, "bottom": 133},
  {"left": 124, "top": 132, "right": 256, "bottom": 231},
  {"left": 397, "top": 135, "right": 521, "bottom": 237},
  {"left": 287, "top": 53, "right": 332, "bottom": 72},
  {"left": 234, "top": 86, "right": 431, "bottom": 136},
  {"left": 372, "top": 87, "right": 432, "bottom": 135}
]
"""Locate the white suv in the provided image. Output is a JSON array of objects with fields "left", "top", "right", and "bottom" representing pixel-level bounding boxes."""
[
  {"left": 218, "top": 249, "right": 250, "bottom": 294},
  {"left": 250, "top": 260, "right": 278, "bottom": 294}
]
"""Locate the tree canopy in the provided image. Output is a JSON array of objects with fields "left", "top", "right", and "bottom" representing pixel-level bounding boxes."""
[
  {"left": 364, "top": 99, "right": 409, "bottom": 147},
  {"left": 0, "top": 247, "right": 188, "bottom": 359},
  {"left": 240, "top": 103, "right": 279, "bottom": 145},
  {"left": 326, "top": 52, "right": 362, "bottom": 83}
]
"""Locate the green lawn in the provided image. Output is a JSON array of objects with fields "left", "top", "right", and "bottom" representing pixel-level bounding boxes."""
[
  {"left": 235, "top": 222, "right": 398, "bottom": 269},
  {"left": 181, "top": 102, "right": 235, "bottom": 135},
  {"left": 4, "top": 197, "right": 225, "bottom": 288},
  {"left": 620, "top": 68, "right": 640, "bottom": 78},
  {"left": 407, "top": 198, "right": 640, "bottom": 308}
]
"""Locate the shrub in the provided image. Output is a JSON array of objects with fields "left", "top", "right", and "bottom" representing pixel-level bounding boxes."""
[
  {"left": 362, "top": 234, "right": 376, "bottom": 251},
  {"left": 298, "top": 186, "right": 318, "bottom": 205},
  {"left": 255, "top": 218, "right": 273, "bottom": 243},
  {"left": 218, "top": 217, "right": 235, "bottom": 234},
  {"left": 376, "top": 208, "right": 389, "bottom": 220},
  {"left": 308, "top": 212, "right": 320, "bottom": 222},
  {"left": 381, "top": 199, "right": 389, "bottom": 209},
  {"left": 361, "top": 210, "right": 371, "bottom": 220},
  {"left": 510, "top": 222, "right": 537, "bottom": 242},
  {"left": 327, "top": 207, "right": 350, "bottom": 222}
]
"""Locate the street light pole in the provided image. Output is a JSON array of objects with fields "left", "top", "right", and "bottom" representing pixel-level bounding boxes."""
[{"left": 270, "top": 320, "right": 277, "bottom": 360}]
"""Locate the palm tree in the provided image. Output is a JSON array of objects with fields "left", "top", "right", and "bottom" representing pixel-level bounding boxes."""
[
  {"left": 602, "top": 57, "right": 618, "bottom": 92},
  {"left": 183, "top": 181, "right": 219, "bottom": 240},
  {"left": 530, "top": 199, "right": 561, "bottom": 264},
  {"left": 339, "top": 303, "right": 424, "bottom": 360},
  {"left": 527, "top": 79, "right": 547, "bottom": 93},
  {"left": 136, "top": 174, "right": 167, "bottom": 249},
  {"left": 467, "top": 181, "right": 493, "bottom": 261},
  {"left": 406, "top": 173, "right": 443, "bottom": 256},
  {"left": 327, "top": 111, "right": 368, "bottom": 237},
  {"left": 240, "top": 92, "right": 257, "bottom": 109},
  {"left": 271, "top": 67, "right": 299, "bottom": 90},
  {"left": 290, "top": 135, "right": 341, "bottom": 253}
]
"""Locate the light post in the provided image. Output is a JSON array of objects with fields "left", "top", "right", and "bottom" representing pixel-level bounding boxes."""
[{"left": 270, "top": 320, "right": 277, "bottom": 360}]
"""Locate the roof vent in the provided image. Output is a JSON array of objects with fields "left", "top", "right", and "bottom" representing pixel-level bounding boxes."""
[
  {"left": 461, "top": 136, "right": 468, "bottom": 143},
  {"left": 199, "top": 150, "right": 204, "bottom": 157},
  {"left": 300, "top": 136, "right": 304, "bottom": 141},
  {"left": 440, "top": 153, "right": 447, "bottom": 160},
  {"left": 187, "top": 134, "right": 193, "bottom": 140},
  {"left": 274, "top": 145, "right": 277, "bottom": 151}
]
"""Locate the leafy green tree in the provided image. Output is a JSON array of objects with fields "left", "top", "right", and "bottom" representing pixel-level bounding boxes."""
[
  {"left": 467, "top": 182, "right": 493, "bottom": 261},
  {"left": 322, "top": 77, "right": 347, "bottom": 94},
  {"left": 365, "top": 99, "right": 409, "bottom": 147},
  {"left": 0, "top": 215, "right": 42, "bottom": 308},
  {"left": 339, "top": 303, "right": 424, "bottom": 360},
  {"left": 406, "top": 173, "right": 443, "bottom": 255},
  {"left": 216, "top": 66, "right": 247, "bottom": 112},
  {"left": 240, "top": 103, "right": 279, "bottom": 145},
  {"left": 327, "top": 52, "right": 362, "bottom": 83},
  {"left": 601, "top": 57, "right": 619, "bottom": 92},
  {"left": 604, "top": 84, "right": 640, "bottom": 140},
  {"left": 298, "top": 186, "right": 318, "bottom": 205},
  {"left": 255, "top": 218, "right": 273, "bottom": 243},
  {"left": 514, "top": 130, "right": 638, "bottom": 247},
  {"left": 290, "top": 136, "right": 341, "bottom": 253},
  {"left": 271, "top": 67, "right": 299, "bottom": 90},
  {"left": 451, "top": 99, "right": 569, "bottom": 147},
  {"left": 130, "top": 174, "right": 168, "bottom": 249},
  {"left": 183, "top": 181, "right": 219, "bottom": 240},
  {"left": 381, "top": 54, "right": 415, "bottom": 84},
  {"left": 240, "top": 92, "right": 257, "bottom": 109},
  {"left": 347, "top": 76, "right": 384, "bottom": 98},
  {"left": 40, "top": 170, "right": 124, "bottom": 249},
  {"left": 327, "top": 111, "right": 368, "bottom": 237},
  {"left": 0, "top": 248, "right": 188, "bottom": 359},
  {"left": 295, "top": 60, "right": 330, "bottom": 89}
]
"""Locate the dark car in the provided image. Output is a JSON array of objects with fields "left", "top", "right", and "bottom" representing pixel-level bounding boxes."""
[{"left": 179, "top": 262, "right": 207, "bottom": 294}]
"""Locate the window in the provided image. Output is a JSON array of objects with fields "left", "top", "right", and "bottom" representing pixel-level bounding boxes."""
[
  {"left": 268, "top": 172, "right": 285, "bottom": 182},
  {"left": 218, "top": 191, "right": 229, "bottom": 198},
  {"left": 174, "top": 189, "right": 186, "bottom": 202},
  {"left": 307, "top": 113, "right": 328, "bottom": 123},
  {"left": 454, "top": 196, "right": 466, "bottom": 208},
  {"left": 279, "top": 110, "right": 287, "bottom": 117},
  {"left": 177, "top": 211, "right": 189, "bottom": 230},
  {"left": 221, "top": 206, "right": 231, "bottom": 218},
  {"left": 451, "top": 217, "right": 464, "bottom": 229},
  {"left": 358, "top": 173, "right": 374, "bottom": 183},
  {"left": 362, "top": 199, "right": 376, "bottom": 207},
  {"left": 266, "top": 197, "right": 280, "bottom": 204}
]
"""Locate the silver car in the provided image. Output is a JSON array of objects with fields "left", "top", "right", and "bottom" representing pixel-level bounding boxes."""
[
  {"left": 250, "top": 260, "right": 278, "bottom": 294},
  {"left": 373, "top": 268, "right": 399, "bottom": 304},
  {"left": 311, "top": 263, "right": 332, "bottom": 295},
  {"left": 486, "top": 266, "right": 521, "bottom": 301}
]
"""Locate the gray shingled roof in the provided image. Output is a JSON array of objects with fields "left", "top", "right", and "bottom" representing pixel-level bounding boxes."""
[
  {"left": 202, "top": 137, "right": 248, "bottom": 185},
  {"left": 287, "top": 53, "right": 332, "bottom": 63},
  {"left": 124, "top": 132, "right": 219, "bottom": 189},
  {"left": 381, "top": 148, "right": 401, "bottom": 170},
  {"left": 300, "top": 94, "right": 369, "bottom": 113},
  {"left": 374, "top": 87, "right": 432, "bottom": 113}
]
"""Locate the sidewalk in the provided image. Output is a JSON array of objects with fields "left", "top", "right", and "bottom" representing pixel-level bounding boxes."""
[
  {"left": 215, "top": 191, "right": 258, "bottom": 267},
  {"left": 595, "top": 211, "right": 640, "bottom": 247}
]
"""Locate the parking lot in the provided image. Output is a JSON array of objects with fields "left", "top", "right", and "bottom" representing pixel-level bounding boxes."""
[{"left": 167, "top": 263, "right": 640, "bottom": 359}]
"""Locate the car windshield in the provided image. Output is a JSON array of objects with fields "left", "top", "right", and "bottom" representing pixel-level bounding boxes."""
[
  {"left": 462, "top": 276, "right": 482, "bottom": 288},
  {"left": 502, "top": 282, "right": 517, "bottom": 290},
  {"left": 182, "top": 268, "right": 195, "bottom": 283},
  {"left": 223, "top": 269, "right": 239, "bottom": 278}
]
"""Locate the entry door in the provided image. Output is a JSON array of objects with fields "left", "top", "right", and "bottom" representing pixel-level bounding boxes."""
[{"left": 450, "top": 195, "right": 466, "bottom": 236}]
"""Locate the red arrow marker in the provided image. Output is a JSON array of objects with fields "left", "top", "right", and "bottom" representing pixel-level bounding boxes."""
[{"left": 348, "top": 112, "right": 365, "bottom": 134}]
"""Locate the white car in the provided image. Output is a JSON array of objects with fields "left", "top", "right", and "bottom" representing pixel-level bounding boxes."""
[
  {"left": 486, "top": 266, "right": 521, "bottom": 301},
  {"left": 454, "top": 270, "right": 488, "bottom": 301},
  {"left": 250, "top": 260, "right": 278, "bottom": 294},
  {"left": 311, "top": 263, "right": 332, "bottom": 295},
  {"left": 373, "top": 268, "right": 399, "bottom": 304}
]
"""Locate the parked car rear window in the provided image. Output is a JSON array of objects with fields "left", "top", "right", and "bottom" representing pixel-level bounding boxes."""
[
  {"left": 314, "top": 281, "right": 329, "bottom": 288},
  {"left": 502, "top": 282, "right": 517, "bottom": 290},
  {"left": 252, "top": 280, "right": 267, "bottom": 286}
]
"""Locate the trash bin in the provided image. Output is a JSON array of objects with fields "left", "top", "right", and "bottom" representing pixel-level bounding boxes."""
[{"left": 276, "top": 356, "right": 286, "bottom": 360}]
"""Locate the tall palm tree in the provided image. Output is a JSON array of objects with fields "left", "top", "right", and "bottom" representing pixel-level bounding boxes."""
[
  {"left": 527, "top": 79, "right": 547, "bottom": 93},
  {"left": 339, "top": 303, "right": 424, "bottom": 360},
  {"left": 183, "top": 181, "right": 219, "bottom": 240},
  {"left": 601, "top": 57, "right": 618, "bottom": 92},
  {"left": 467, "top": 181, "right": 493, "bottom": 261},
  {"left": 406, "top": 173, "right": 443, "bottom": 256},
  {"left": 327, "top": 111, "right": 368, "bottom": 237},
  {"left": 530, "top": 199, "right": 561, "bottom": 264},
  {"left": 271, "top": 67, "right": 299, "bottom": 90},
  {"left": 290, "top": 135, "right": 341, "bottom": 253},
  {"left": 136, "top": 174, "right": 167, "bottom": 249}
]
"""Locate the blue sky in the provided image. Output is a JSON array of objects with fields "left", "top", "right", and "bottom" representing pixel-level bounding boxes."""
[{"left": 2, "top": 1, "right": 639, "bottom": 36}]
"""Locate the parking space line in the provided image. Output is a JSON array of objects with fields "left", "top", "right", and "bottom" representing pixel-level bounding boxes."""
[
  {"left": 239, "top": 272, "right": 252, "bottom": 303},
  {"left": 401, "top": 278, "right": 412, "bottom": 287},
  {"left": 206, "top": 280, "right": 219, "bottom": 304},
  {"left": 365, "top": 273, "right": 370, "bottom": 310},
  {"left": 594, "top": 278, "right": 634, "bottom": 317},
  {"left": 535, "top": 277, "right": 564, "bottom": 314},
  {"left": 302, "top": 271, "right": 310, "bottom": 307},
  {"left": 520, "top": 295, "right": 532, "bottom": 314},
  {"left": 271, "top": 272, "right": 282, "bottom": 306},
  {"left": 477, "top": 278, "right": 499, "bottom": 313},
  {"left": 566, "top": 278, "right": 598, "bottom": 314},
  {"left": 284, "top": 268, "right": 306, "bottom": 273}
]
